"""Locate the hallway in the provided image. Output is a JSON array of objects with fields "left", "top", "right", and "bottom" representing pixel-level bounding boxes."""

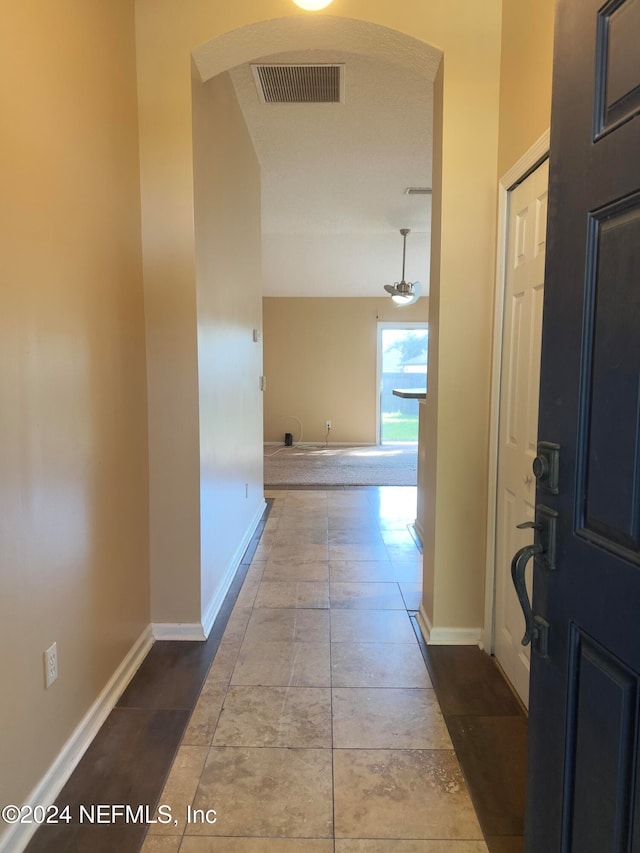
[
  {"left": 139, "top": 486, "right": 523, "bottom": 852},
  {"left": 25, "top": 487, "right": 525, "bottom": 853},
  {"left": 142, "top": 486, "right": 484, "bottom": 849}
]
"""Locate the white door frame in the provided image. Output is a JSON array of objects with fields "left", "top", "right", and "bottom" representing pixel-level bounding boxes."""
[
  {"left": 481, "top": 129, "right": 551, "bottom": 653},
  {"left": 376, "top": 321, "right": 428, "bottom": 445}
]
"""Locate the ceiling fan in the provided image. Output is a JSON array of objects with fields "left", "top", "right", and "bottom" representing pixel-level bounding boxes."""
[{"left": 384, "top": 228, "right": 422, "bottom": 306}]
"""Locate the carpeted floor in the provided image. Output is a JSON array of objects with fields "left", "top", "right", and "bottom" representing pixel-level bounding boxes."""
[{"left": 263, "top": 444, "right": 418, "bottom": 487}]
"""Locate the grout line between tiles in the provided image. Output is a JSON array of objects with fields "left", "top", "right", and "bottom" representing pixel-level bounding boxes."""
[{"left": 150, "top": 487, "right": 496, "bottom": 851}]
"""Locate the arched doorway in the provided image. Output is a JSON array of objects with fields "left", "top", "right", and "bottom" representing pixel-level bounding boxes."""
[{"left": 137, "top": 6, "right": 502, "bottom": 649}]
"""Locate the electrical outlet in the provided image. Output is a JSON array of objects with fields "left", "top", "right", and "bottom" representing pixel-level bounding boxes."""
[
  {"left": 326, "top": 420, "right": 331, "bottom": 431},
  {"left": 44, "top": 642, "right": 58, "bottom": 689}
]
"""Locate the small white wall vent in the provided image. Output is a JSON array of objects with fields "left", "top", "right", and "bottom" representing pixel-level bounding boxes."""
[{"left": 251, "top": 64, "right": 345, "bottom": 104}]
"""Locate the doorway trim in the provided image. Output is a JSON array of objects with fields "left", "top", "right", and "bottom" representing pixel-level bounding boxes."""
[
  {"left": 376, "top": 321, "right": 428, "bottom": 445},
  {"left": 482, "top": 129, "right": 551, "bottom": 653}
]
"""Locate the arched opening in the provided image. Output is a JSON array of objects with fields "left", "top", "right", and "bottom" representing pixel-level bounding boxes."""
[
  {"left": 186, "top": 16, "right": 443, "bottom": 638},
  {"left": 138, "top": 6, "right": 502, "bottom": 648}
]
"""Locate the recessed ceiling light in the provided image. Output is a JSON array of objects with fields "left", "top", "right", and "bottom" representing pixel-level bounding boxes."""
[{"left": 292, "top": 0, "right": 333, "bottom": 9}]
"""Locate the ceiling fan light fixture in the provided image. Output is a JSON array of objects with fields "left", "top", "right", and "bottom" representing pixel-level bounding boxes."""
[
  {"left": 383, "top": 228, "right": 422, "bottom": 307},
  {"left": 392, "top": 292, "right": 413, "bottom": 305}
]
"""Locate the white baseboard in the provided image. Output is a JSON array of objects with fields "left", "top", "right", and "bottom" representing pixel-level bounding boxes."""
[
  {"left": 428, "top": 627, "right": 482, "bottom": 645},
  {"left": 152, "top": 499, "right": 267, "bottom": 642},
  {"left": 264, "top": 442, "right": 377, "bottom": 447},
  {"left": 0, "top": 626, "right": 154, "bottom": 853},
  {"left": 416, "top": 605, "right": 481, "bottom": 646},
  {"left": 201, "top": 498, "right": 266, "bottom": 637},
  {"left": 416, "top": 604, "right": 433, "bottom": 643},
  {"left": 151, "top": 622, "right": 208, "bottom": 640}
]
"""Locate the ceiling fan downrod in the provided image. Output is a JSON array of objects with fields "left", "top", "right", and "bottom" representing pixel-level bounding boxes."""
[{"left": 397, "top": 227, "right": 411, "bottom": 293}]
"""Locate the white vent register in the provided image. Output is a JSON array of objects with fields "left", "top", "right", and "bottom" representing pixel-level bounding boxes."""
[{"left": 251, "top": 64, "right": 345, "bottom": 104}]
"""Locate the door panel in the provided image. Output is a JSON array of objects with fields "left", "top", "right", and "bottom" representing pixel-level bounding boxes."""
[
  {"left": 596, "top": 0, "right": 640, "bottom": 135},
  {"left": 578, "top": 196, "right": 640, "bottom": 558},
  {"left": 564, "top": 627, "right": 640, "bottom": 853},
  {"left": 524, "top": 0, "right": 640, "bottom": 849},
  {"left": 494, "top": 160, "right": 548, "bottom": 706}
]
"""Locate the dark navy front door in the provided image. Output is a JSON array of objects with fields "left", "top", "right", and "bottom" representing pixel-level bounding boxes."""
[{"left": 524, "top": 0, "right": 640, "bottom": 850}]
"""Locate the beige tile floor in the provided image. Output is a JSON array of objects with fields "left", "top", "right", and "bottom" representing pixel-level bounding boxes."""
[{"left": 142, "top": 487, "right": 488, "bottom": 853}]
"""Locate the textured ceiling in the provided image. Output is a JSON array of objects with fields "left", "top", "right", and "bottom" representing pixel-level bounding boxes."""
[{"left": 229, "top": 49, "right": 434, "bottom": 297}]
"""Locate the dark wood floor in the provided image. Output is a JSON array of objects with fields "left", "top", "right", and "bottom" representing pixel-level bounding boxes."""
[
  {"left": 25, "top": 511, "right": 270, "bottom": 853},
  {"left": 26, "top": 496, "right": 527, "bottom": 853},
  {"left": 411, "top": 620, "right": 527, "bottom": 853}
]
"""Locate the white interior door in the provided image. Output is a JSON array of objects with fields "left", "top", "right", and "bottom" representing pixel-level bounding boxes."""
[{"left": 494, "top": 159, "right": 548, "bottom": 707}]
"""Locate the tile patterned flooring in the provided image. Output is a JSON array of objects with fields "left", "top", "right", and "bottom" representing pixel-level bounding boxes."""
[
  {"left": 140, "top": 487, "right": 486, "bottom": 852},
  {"left": 26, "top": 486, "right": 526, "bottom": 853}
]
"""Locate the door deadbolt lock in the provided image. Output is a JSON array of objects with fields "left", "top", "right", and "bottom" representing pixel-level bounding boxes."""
[
  {"left": 532, "top": 456, "right": 549, "bottom": 480},
  {"left": 533, "top": 441, "right": 560, "bottom": 494}
]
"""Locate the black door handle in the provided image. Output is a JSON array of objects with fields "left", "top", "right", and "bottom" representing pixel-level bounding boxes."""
[{"left": 510, "top": 544, "right": 550, "bottom": 656}]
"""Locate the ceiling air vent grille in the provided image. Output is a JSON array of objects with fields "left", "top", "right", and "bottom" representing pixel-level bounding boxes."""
[{"left": 251, "top": 64, "right": 344, "bottom": 104}]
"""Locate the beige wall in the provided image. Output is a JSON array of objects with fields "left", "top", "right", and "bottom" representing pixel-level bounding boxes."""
[
  {"left": 420, "top": 64, "right": 444, "bottom": 629},
  {"left": 263, "top": 298, "right": 428, "bottom": 445},
  {"left": 0, "top": 0, "right": 148, "bottom": 813},
  {"left": 422, "top": 0, "right": 556, "bottom": 638},
  {"left": 193, "top": 71, "right": 265, "bottom": 621},
  {"left": 135, "top": 1, "right": 503, "bottom": 641},
  {"left": 498, "top": 0, "right": 556, "bottom": 175},
  {"left": 0, "top": 0, "right": 562, "bottom": 832}
]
